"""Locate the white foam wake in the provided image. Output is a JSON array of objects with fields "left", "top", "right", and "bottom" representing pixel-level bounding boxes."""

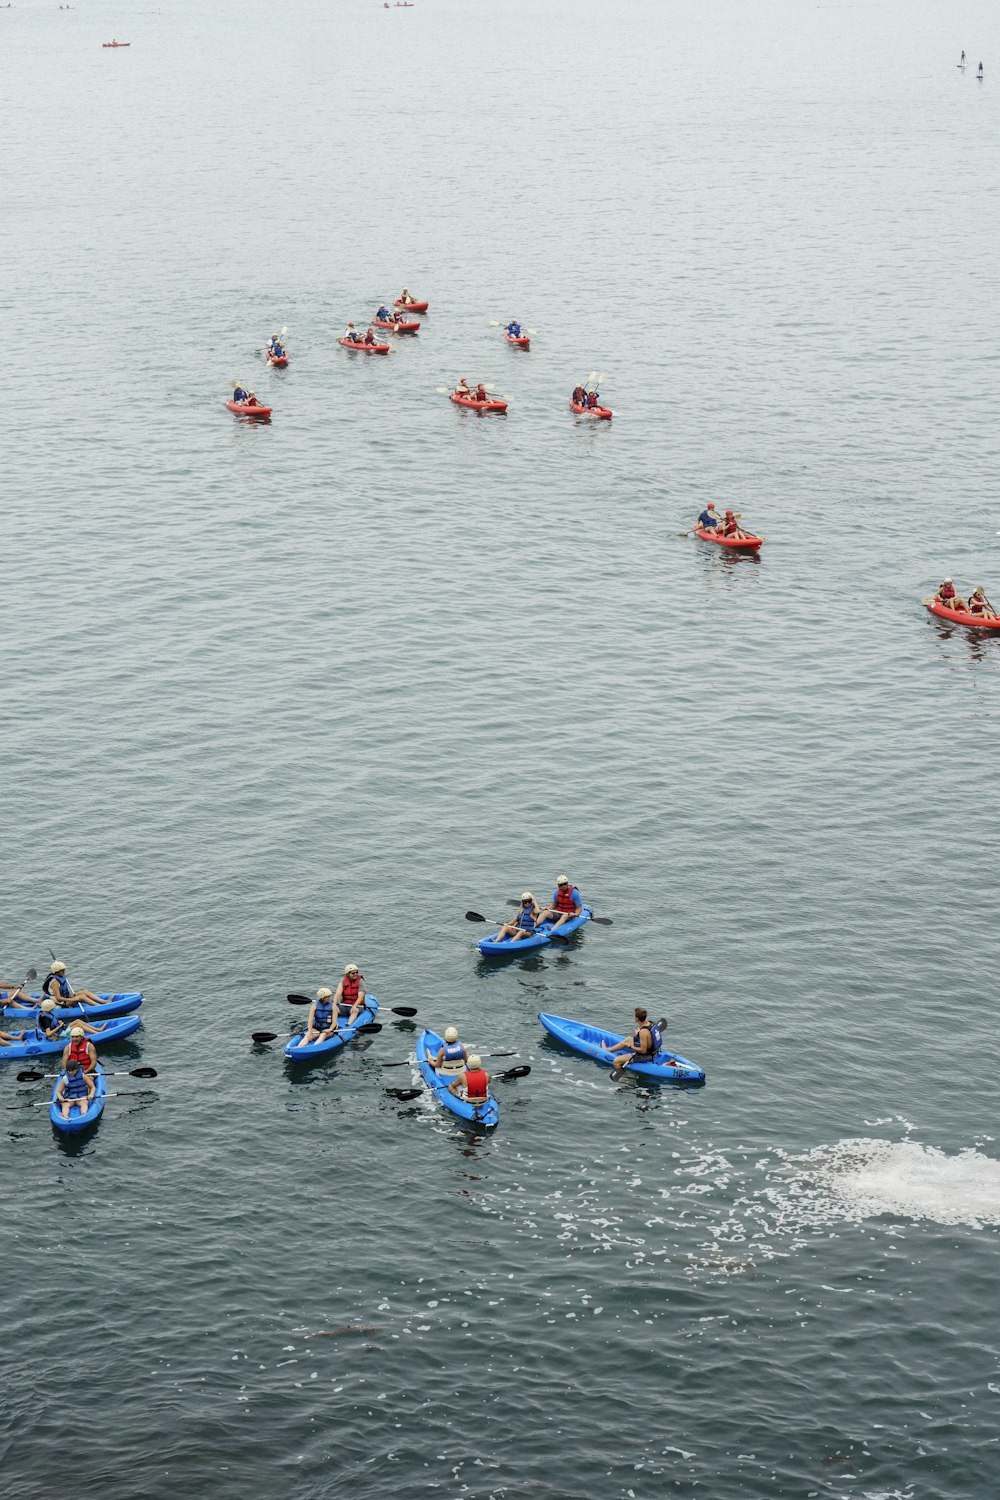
[{"left": 785, "top": 1138, "right": 1000, "bottom": 1229}]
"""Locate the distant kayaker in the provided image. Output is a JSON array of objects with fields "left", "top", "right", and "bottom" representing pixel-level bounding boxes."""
[
  {"left": 961, "top": 50, "right": 966, "bottom": 65},
  {"left": 536, "top": 876, "right": 583, "bottom": 932},
  {"left": 697, "top": 503, "right": 720, "bottom": 530},
  {"left": 586, "top": 390, "right": 601, "bottom": 409},
  {"left": 334, "top": 964, "right": 366, "bottom": 1023},
  {"left": 364, "top": 327, "right": 378, "bottom": 346},
  {"left": 602, "top": 1007, "right": 662, "bottom": 1073},
  {"left": 398, "top": 288, "right": 417, "bottom": 307},
  {"left": 571, "top": 385, "right": 587, "bottom": 407},
  {"left": 450, "top": 1053, "right": 490, "bottom": 1105},
  {"left": 494, "top": 893, "right": 543, "bottom": 943},
  {"left": 54, "top": 1061, "right": 96, "bottom": 1121},
  {"left": 41, "top": 960, "right": 104, "bottom": 1007},
  {"left": 301, "top": 987, "right": 338, "bottom": 1045},
  {"left": 454, "top": 377, "right": 471, "bottom": 397},
  {"left": 935, "top": 578, "right": 956, "bottom": 603},
  {"left": 427, "top": 1026, "right": 469, "bottom": 1076},
  {"left": 376, "top": 305, "right": 392, "bottom": 323},
  {"left": 978, "top": 61, "right": 984, "bottom": 78},
  {"left": 61, "top": 1024, "right": 98, "bottom": 1075},
  {"left": 33, "top": 997, "right": 64, "bottom": 1042},
  {"left": 506, "top": 320, "right": 522, "bottom": 338},
  {"left": 343, "top": 324, "right": 361, "bottom": 343},
  {"left": 474, "top": 383, "right": 489, "bottom": 403},
  {"left": 968, "top": 586, "right": 997, "bottom": 618},
  {"left": 233, "top": 386, "right": 249, "bottom": 403},
  {"left": 267, "top": 335, "right": 285, "bottom": 359}
]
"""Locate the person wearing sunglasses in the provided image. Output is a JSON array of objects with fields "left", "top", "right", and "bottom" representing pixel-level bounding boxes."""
[{"left": 493, "top": 893, "right": 543, "bottom": 943}]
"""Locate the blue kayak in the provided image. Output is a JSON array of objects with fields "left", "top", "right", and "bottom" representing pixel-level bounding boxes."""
[
  {"left": 283, "top": 997, "right": 380, "bottom": 1061},
  {"left": 49, "top": 1064, "right": 107, "bottom": 1134},
  {"left": 2, "top": 992, "right": 143, "bottom": 1023},
  {"left": 538, "top": 1011, "right": 705, "bottom": 1083},
  {"left": 478, "top": 906, "right": 592, "bottom": 957},
  {"left": 416, "top": 1029, "right": 499, "bottom": 1127},
  {"left": 0, "top": 1012, "right": 142, "bottom": 1063}
]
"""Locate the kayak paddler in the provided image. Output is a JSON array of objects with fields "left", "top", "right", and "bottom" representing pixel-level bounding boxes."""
[
  {"left": 233, "top": 386, "right": 249, "bottom": 404},
  {"left": 364, "top": 327, "right": 377, "bottom": 346},
  {"left": 0, "top": 977, "right": 32, "bottom": 1005},
  {"left": 697, "top": 503, "right": 719, "bottom": 530},
  {"left": 343, "top": 323, "right": 361, "bottom": 343},
  {"left": 474, "top": 383, "right": 489, "bottom": 403},
  {"left": 602, "top": 1007, "right": 662, "bottom": 1072},
  {"left": 454, "top": 377, "right": 471, "bottom": 397},
  {"left": 935, "top": 578, "right": 956, "bottom": 604},
  {"left": 334, "top": 964, "right": 366, "bottom": 1023},
  {"left": 32, "top": 997, "right": 65, "bottom": 1042},
  {"left": 450, "top": 1053, "right": 490, "bottom": 1104},
  {"left": 537, "top": 876, "right": 583, "bottom": 931},
  {"left": 494, "top": 893, "right": 543, "bottom": 943},
  {"left": 376, "top": 305, "right": 392, "bottom": 323},
  {"left": 719, "top": 509, "right": 749, "bottom": 539},
  {"left": 968, "top": 587, "right": 998, "bottom": 618},
  {"left": 301, "top": 987, "right": 338, "bottom": 1045},
  {"left": 398, "top": 288, "right": 416, "bottom": 307},
  {"left": 54, "top": 1061, "right": 96, "bottom": 1120},
  {"left": 571, "top": 385, "right": 587, "bottom": 407},
  {"left": 427, "top": 1026, "right": 469, "bottom": 1077},
  {"left": 61, "top": 1024, "right": 98, "bottom": 1075},
  {"left": 41, "top": 959, "right": 104, "bottom": 1007},
  {"left": 506, "top": 320, "right": 522, "bottom": 338},
  {"left": 267, "top": 335, "right": 285, "bottom": 358},
  {"left": 586, "top": 389, "right": 601, "bottom": 409}
]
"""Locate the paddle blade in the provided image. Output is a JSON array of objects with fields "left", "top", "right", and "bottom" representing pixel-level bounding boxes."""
[
  {"left": 590, "top": 916, "right": 613, "bottom": 926},
  {"left": 390, "top": 1006, "right": 418, "bottom": 1017},
  {"left": 130, "top": 1066, "right": 158, "bottom": 1078},
  {"left": 465, "top": 911, "right": 489, "bottom": 923},
  {"left": 251, "top": 1031, "right": 278, "bottom": 1044},
  {"left": 499, "top": 1065, "right": 531, "bottom": 1081},
  {"left": 386, "top": 1087, "right": 423, "bottom": 1101},
  {"left": 25, "top": 968, "right": 37, "bottom": 980},
  {"left": 548, "top": 933, "right": 570, "bottom": 945},
  {"left": 287, "top": 993, "right": 312, "bottom": 1005},
  {"left": 15, "top": 1070, "right": 44, "bottom": 1083},
  {"left": 356, "top": 1023, "right": 382, "bottom": 1034}
]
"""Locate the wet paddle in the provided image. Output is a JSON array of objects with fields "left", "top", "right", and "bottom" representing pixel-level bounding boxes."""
[
  {"left": 503, "top": 901, "right": 613, "bottom": 926},
  {"left": 382, "top": 1050, "right": 518, "bottom": 1069},
  {"left": 285, "top": 993, "right": 417, "bottom": 1017},
  {"left": 27, "top": 1088, "right": 157, "bottom": 1108},
  {"left": 15, "top": 1065, "right": 157, "bottom": 1084},
  {"left": 0, "top": 967, "right": 38, "bottom": 1012},
  {"left": 465, "top": 911, "right": 570, "bottom": 945},
  {"left": 386, "top": 1064, "right": 531, "bottom": 1101},
  {"left": 251, "top": 1023, "right": 382, "bottom": 1045}
]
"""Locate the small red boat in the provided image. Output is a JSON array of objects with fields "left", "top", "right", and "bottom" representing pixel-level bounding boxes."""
[
  {"left": 102, "top": 40, "right": 130, "bottom": 46},
  {"left": 504, "top": 332, "right": 530, "bottom": 349},
  {"left": 374, "top": 316, "right": 420, "bottom": 335},
  {"left": 694, "top": 524, "right": 762, "bottom": 551},
  {"left": 924, "top": 597, "right": 1000, "bottom": 629},
  {"left": 265, "top": 354, "right": 289, "bottom": 367},
  {"left": 451, "top": 392, "right": 507, "bottom": 413},
  {"left": 570, "top": 400, "right": 612, "bottom": 420},
  {"left": 339, "top": 336, "right": 389, "bottom": 355},
  {"left": 394, "top": 298, "right": 428, "bottom": 314},
  {"left": 226, "top": 400, "right": 272, "bottom": 418}
]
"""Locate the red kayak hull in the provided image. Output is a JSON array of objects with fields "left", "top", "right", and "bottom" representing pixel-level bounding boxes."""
[
  {"left": 102, "top": 42, "right": 130, "bottom": 46},
  {"left": 450, "top": 393, "right": 507, "bottom": 413},
  {"left": 394, "top": 299, "right": 428, "bottom": 313},
  {"left": 694, "top": 524, "right": 762, "bottom": 551},
  {"left": 570, "top": 400, "right": 612, "bottom": 419},
  {"left": 925, "top": 599, "right": 1000, "bottom": 629},
  {"left": 226, "top": 400, "right": 272, "bottom": 417},
  {"left": 375, "top": 319, "right": 420, "bottom": 334},
  {"left": 339, "top": 337, "right": 390, "bottom": 354},
  {"left": 504, "top": 333, "right": 530, "bottom": 349},
  {"left": 266, "top": 355, "right": 289, "bottom": 367}
]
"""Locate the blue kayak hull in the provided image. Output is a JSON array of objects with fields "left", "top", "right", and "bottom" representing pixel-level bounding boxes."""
[
  {"left": 478, "top": 906, "right": 592, "bottom": 957},
  {"left": 538, "top": 1011, "right": 705, "bottom": 1083},
  {"left": 5, "top": 992, "right": 143, "bottom": 1023},
  {"left": 416, "top": 1029, "right": 499, "bottom": 1127},
  {"left": 284, "top": 998, "right": 379, "bottom": 1061},
  {"left": 50, "top": 1064, "right": 107, "bottom": 1134},
  {"left": 0, "top": 1013, "right": 142, "bottom": 1063}
]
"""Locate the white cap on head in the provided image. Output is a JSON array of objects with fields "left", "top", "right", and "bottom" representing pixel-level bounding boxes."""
[
  {"left": 444, "top": 1026, "right": 459, "bottom": 1043},
  {"left": 521, "top": 892, "right": 533, "bottom": 902},
  {"left": 41, "top": 998, "right": 56, "bottom": 1012},
  {"left": 52, "top": 960, "right": 66, "bottom": 973},
  {"left": 467, "top": 1054, "right": 482, "bottom": 1070},
  {"left": 556, "top": 875, "right": 569, "bottom": 886},
  {"left": 944, "top": 578, "right": 953, "bottom": 584},
  {"left": 69, "top": 1025, "right": 85, "bottom": 1038},
  {"left": 317, "top": 987, "right": 333, "bottom": 1001},
  {"left": 344, "top": 963, "right": 359, "bottom": 976}
]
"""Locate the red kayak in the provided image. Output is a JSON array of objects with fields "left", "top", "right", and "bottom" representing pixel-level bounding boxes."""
[
  {"left": 694, "top": 524, "right": 762, "bottom": 551},
  {"left": 374, "top": 317, "right": 420, "bottom": 335},
  {"left": 102, "top": 41, "right": 131, "bottom": 47},
  {"left": 570, "top": 400, "right": 612, "bottom": 420},
  {"left": 339, "top": 337, "right": 389, "bottom": 355},
  {"left": 266, "top": 354, "right": 289, "bottom": 367},
  {"left": 504, "top": 333, "right": 530, "bottom": 349},
  {"left": 226, "top": 400, "right": 272, "bottom": 417},
  {"left": 924, "top": 597, "right": 1000, "bottom": 629},
  {"left": 394, "top": 298, "right": 428, "bottom": 314},
  {"left": 451, "top": 392, "right": 507, "bottom": 413}
]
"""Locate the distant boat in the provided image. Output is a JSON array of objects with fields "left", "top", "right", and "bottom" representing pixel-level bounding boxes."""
[{"left": 102, "top": 40, "right": 131, "bottom": 47}]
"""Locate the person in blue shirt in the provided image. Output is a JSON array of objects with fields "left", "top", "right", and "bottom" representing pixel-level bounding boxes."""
[
  {"left": 697, "top": 503, "right": 719, "bottom": 530},
  {"left": 233, "top": 386, "right": 249, "bottom": 403},
  {"left": 267, "top": 335, "right": 285, "bottom": 359},
  {"left": 376, "top": 305, "right": 392, "bottom": 323},
  {"left": 506, "top": 320, "right": 522, "bottom": 338},
  {"left": 494, "top": 893, "right": 543, "bottom": 943},
  {"left": 537, "top": 876, "right": 583, "bottom": 932}
]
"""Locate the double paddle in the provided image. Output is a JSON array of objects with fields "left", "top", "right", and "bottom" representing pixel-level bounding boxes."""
[
  {"left": 251, "top": 996, "right": 417, "bottom": 1045},
  {"left": 386, "top": 1064, "right": 531, "bottom": 1103}
]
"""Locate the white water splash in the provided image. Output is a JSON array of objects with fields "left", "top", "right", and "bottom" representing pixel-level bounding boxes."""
[{"left": 786, "top": 1138, "right": 1000, "bottom": 1229}]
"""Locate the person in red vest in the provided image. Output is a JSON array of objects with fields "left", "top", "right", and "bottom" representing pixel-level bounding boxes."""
[
  {"left": 61, "top": 1024, "right": 99, "bottom": 1075},
  {"left": 449, "top": 1053, "right": 490, "bottom": 1106},
  {"left": 537, "top": 875, "right": 583, "bottom": 931},
  {"left": 334, "top": 964, "right": 366, "bottom": 1024}
]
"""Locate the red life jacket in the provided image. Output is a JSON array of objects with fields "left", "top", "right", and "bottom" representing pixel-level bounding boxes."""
[
  {"left": 940, "top": 584, "right": 955, "bottom": 600},
  {"left": 341, "top": 972, "right": 363, "bottom": 1004},
  {"left": 67, "top": 1038, "right": 92, "bottom": 1070},
  {"left": 555, "top": 884, "right": 578, "bottom": 913},
  {"left": 465, "top": 1068, "right": 489, "bottom": 1099}
]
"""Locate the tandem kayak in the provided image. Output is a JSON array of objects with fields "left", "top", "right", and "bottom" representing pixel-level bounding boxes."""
[
  {"left": 339, "top": 337, "right": 390, "bottom": 355},
  {"left": 394, "top": 299, "right": 428, "bottom": 313},
  {"left": 538, "top": 1012, "right": 705, "bottom": 1083},
  {"left": 923, "top": 597, "right": 1000, "bottom": 630},
  {"left": 416, "top": 1029, "right": 499, "bottom": 1127},
  {"left": 0, "top": 1013, "right": 142, "bottom": 1063},
  {"left": 3, "top": 992, "right": 143, "bottom": 1024},
  {"left": 266, "top": 354, "right": 289, "bottom": 367},
  {"left": 504, "top": 333, "right": 530, "bottom": 349},
  {"left": 478, "top": 906, "right": 592, "bottom": 957},
  {"left": 226, "top": 400, "right": 272, "bottom": 417},
  {"left": 50, "top": 1064, "right": 107, "bottom": 1135},
  {"left": 375, "top": 317, "right": 420, "bottom": 334},
  {"left": 450, "top": 393, "right": 507, "bottom": 413},
  {"left": 570, "top": 400, "right": 612, "bottom": 420},
  {"left": 283, "top": 997, "right": 380, "bottom": 1062},
  {"left": 694, "top": 524, "right": 762, "bottom": 551}
]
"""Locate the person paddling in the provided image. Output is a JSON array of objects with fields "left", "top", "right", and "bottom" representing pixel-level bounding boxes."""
[
  {"left": 267, "top": 334, "right": 286, "bottom": 359},
  {"left": 536, "top": 876, "right": 583, "bottom": 932},
  {"left": 301, "top": 987, "right": 339, "bottom": 1045},
  {"left": 719, "top": 508, "right": 750, "bottom": 540},
  {"left": 343, "top": 323, "right": 361, "bottom": 343},
  {"left": 41, "top": 960, "right": 104, "bottom": 1008},
  {"left": 602, "top": 1007, "right": 662, "bottom": 1072},
  {"left": 364, "top": 327, "right": 377, "bottom": 346},
  {"left": 54, "top": 1061, "right": 96, "bottom": 1121},
  {"left": 967, "top": 586, "right": 998, "bottom": 618},
  {"left": 474, "top": 382, "right": 490, "bottom": 403},
  {"left": 427, "top": 1026, "right": 469, "bottom": 1077},
  {"left": 494, "top": 893, "right": 543, "bottom": 943},
  {"left": 506, "top": 320, "right": 522, "bottom": 338},
  {"left": 571, "top": 384, "right": 587, "bottom": 407},
  {"left": 935, "top": 577, "right": 957, "bottom": 604},
  {"left": 697, "top": 503, "right": 720, "bottom": 531},
  {"left": 233, "top": 385, "right": 249, "bottom": 404},
  {"left": 398, "top": 288, "right": 417, "bottom": 307},
  {"left": 454, "top": 377, "right": 471, "bottom": 398},
  {"left": 978, "top": 61, "right": 984, "bottom": 78},
  {"left": 586, "top": 389, "right": 601, "bottom": 409},
  {"left": 334, "top": 964, "right": 366, "bottom": 1024},
  {"left": 61, "top": 1024, "right": 98, "bottom": 1075},
  {"left": 33, "top": 997, "right": 66, "bottom": 1043},
  {"left": 450, "top": 1052, "right": 490, "bottom": 1105},
  {"left": 961, "top": 50, "right": 966, "bottom": 65},
  {"left": 0, "top": 977, "right": 33, "bottom": 1005},
  {"left": 376, "top": 305, "right": 393, "bottom": 324}
]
